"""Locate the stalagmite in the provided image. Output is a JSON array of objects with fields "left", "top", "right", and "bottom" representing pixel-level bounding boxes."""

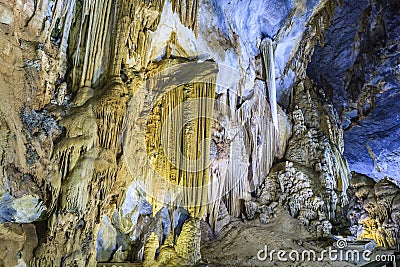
[
  {"left": 282, "top": 80, "right": 350, "bottom": 225},
  {"left": 349, "top": 174, "right": 400, "bottom": 249}
]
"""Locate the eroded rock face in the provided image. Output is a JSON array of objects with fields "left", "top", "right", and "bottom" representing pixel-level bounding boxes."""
[
  {"left": 308, "top": 0, "right": 400, "bottom": 181},
  {"left": 0, "top": 223, "right": 38, "bottom": 267},
  {"left": 0, "top": 0, "right": 70, "bottom": 228}
]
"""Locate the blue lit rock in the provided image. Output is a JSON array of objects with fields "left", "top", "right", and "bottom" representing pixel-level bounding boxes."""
[{"left": 309, "top": 0, "right": 400, "bottom": 182}]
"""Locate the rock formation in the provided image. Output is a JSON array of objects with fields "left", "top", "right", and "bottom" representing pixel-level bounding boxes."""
[{"left": 348, "top": 173, "right": 400, "bottom": 249}]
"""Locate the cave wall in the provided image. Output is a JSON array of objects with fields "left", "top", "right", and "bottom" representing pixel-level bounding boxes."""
[
  {"left": 308, "top": 0, "right": 400, "bottom": 251},
  {"left": 308, "top": 0, "right": 400, "bottom": 181}
]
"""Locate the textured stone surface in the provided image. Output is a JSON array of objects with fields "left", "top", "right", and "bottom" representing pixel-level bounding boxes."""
[
  {"left": 308, "top": 0, "right": 400, "bottom": 181},
  {"left": 201, "top": 209, "right": 356, "bottom": 267},
  {"left": 0, "top": 223, "right": 38, "bottom": 267},
  {"left": 0, "top": 3, "right": 13, "bottom": 25},
  {"left": 345, "top": 90, "right": 400, "bottom": 181},
  {"left": 347, "top": 173, "right": 400, "bottom": 249},
  {"left": 250, "top": 80, "right": 350, "bottom": 236}
]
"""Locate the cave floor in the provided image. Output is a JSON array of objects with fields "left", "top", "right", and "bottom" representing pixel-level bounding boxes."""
[{"left": 200, "top": 209, "right": 358, "bottom": 267}]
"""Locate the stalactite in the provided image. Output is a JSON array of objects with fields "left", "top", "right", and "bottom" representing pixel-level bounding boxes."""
[
  {"left": 126, "top": 0, "right": 166, "bottom": 70},
  {"left": 93, "top": 81, "right": 128, "bottom": 151},
  {"left": 92, "top": 150, "right": 118, "bottom": 207},
  {"left": 71, "top": 0, "right": 113, "bottom": 89},
  {"left": 120, "top": 60, "right": 218, "bottom": 266},
  {"left": 33, "top": 0, "right": 128, "bottom": 262},
  {"left": 53, "top": 104, "right": 97, "bottom": 181},
  {"left": 207, "top": 159, "right": 229, "bottom": 230},
  {"left": 54, "top": 139, "right": 93, "bottom": 179},
  {"left": 171, "top": 0, "right": 199, "bottom": 31},
  {"left": 261, "top": 38, "right": 279, "bottom": 133},
  {"left": 59, "top": 152, "right": 94, "bottom": 213},
  {"left": 223, "top": 127, "right": 250, "bottom": 216},
  {"left": 145, "top": 76, "right": 216, "bottom": 218},
  {"left": 331, "top": 144, "right": 350, "bottom": 204},
  {"left": 207, "top": 82, "right": 281, "bottom": 226}
]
